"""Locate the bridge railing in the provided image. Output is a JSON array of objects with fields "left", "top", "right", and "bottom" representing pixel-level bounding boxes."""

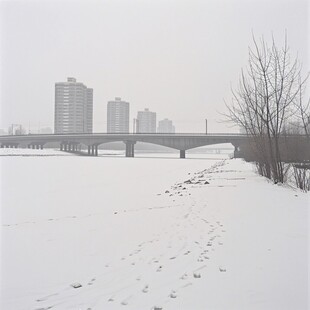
[{"left": 0, "top": 132, "right": 249, "bottom": 138}]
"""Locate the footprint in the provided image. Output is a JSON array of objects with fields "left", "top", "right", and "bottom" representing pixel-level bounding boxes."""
[
  {"left": 180, "top": 273, "right": 188, "bottom": 280},
  {"left": 181, "top": 282, "right": 193, "bottom": 288},
  {"left": 169, "top": 290, "right": 177, "bottom": 298},
  {"left": 142, "top": 285, "right": 149, "bottom": 293},
  {"left": 121, "top": 296, "right": 132, "bottom": 306},
  {"left": 36, "top": 293, "right": 58, "bottom": 302},
  {"left": 88, "top": 278, "right": 96, "bottom": 285}
]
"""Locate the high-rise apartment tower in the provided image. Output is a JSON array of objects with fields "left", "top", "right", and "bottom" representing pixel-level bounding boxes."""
[
  {"left": 107, "top": 97, "right": 130, "bottom": 133},
  {"left": 54, "top": 77, "right": 93, "bottom": 133},
  {"left": 157, "top": 118, "right": 175, "bottom": 133},
  {"left": 137, "top": 108, "right": 156, "bottom": 133}
]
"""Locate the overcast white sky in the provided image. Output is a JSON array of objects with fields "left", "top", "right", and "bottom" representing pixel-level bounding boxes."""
[{"left": 0, "top": 0, "right": 309, "bottom": 133}]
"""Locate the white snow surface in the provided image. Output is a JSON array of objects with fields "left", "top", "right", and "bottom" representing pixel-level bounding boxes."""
[
  {"left": 0, "top": 148, "right": 71, "bottom": 156},
  {"left": 0, "top": 152, "right": 309, "bottom": 310}
]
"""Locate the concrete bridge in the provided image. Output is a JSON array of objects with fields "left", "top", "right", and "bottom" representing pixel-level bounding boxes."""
[{"left": 0, "top": 133, "right": 249, "bottom": 158}]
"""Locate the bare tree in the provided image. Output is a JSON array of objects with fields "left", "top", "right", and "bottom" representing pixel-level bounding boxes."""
[
  {"left": 295, "top": 78, "right": 310, "bottom": 137},
  {"left": 226, "top": 33, "right": 308, "bottom": 183}
]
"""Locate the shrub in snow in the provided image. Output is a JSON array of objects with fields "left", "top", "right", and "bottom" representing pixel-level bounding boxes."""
[{"left": 292, "top": 164, "right": 310, "bottom": 192}]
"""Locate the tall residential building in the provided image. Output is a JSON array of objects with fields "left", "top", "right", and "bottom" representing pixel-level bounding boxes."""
[
  {"left": 137, "top": 108, "right": 156, "bottom": 133},
  {"left": 54, "top": 77, "right": 93, "bottom": 134},
  {"left": 157, "top": 118, "right": 175, "bottom": 133},
  {"left": 107, "top": 97, "right": 130, "bottom": 133}
]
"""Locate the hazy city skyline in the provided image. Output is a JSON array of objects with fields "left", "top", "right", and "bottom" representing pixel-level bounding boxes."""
[{"left": 0, "top": 0, "right": 308, "bottom": 133}]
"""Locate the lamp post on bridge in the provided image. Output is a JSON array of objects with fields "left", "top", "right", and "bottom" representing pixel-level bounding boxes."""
[{"left": 205, "top": 119, "right": 208, "bottom": 134}]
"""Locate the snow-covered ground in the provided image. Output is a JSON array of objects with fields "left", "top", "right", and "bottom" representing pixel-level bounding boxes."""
[
  {"left": 0, "top": 151, "right": 308, "bottom": 310},
  {"left": 0, "top": 148, "right": 71, "bottom": 156}
]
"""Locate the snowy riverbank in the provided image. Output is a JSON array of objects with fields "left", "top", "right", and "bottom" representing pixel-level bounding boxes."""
[{"left": 1, "top": 154, "right": 308, "bottom": 310}]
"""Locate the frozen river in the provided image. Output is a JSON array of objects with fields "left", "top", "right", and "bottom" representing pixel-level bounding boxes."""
[{"left": 1, "top": 150, "right": 308, "bottom": 310}]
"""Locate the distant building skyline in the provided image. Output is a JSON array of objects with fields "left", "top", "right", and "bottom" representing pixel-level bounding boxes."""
[
  {"left": 54, "top": 77, "right": 93, "bottom": 134},
  {"left": 107, "top": 97, "right": 130, "bottom": 133},
  {"left": 137, "top": 108, "right": 156, "bottom": 133},
  {"left": 157, "top": 118, "right": 175, "bottom": 134},
  {"left": 8, "top": 124, "right": 26, "bottom": 135}
]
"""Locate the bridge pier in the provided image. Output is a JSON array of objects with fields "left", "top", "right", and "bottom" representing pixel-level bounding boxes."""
[
  {"left": 60, "top": 142, "right": 81, "bottom": 153},
  {"left": 92, "top": 145, "right": 98, "bottom": 156},
  {"left": 3, "top": 143, "right": 18, "bottom": 148},
  {"left": 180, "top": 150, "right": 186, "bottom": 159},
  {"left": 86, "top": 144, "right": 98, "bottom": 156},
  {"left": 233, "top": 145, "right": 240, "bottom": 158},
  {"left": 125, "top": 141, "right": 135, "bottom": 157}
]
